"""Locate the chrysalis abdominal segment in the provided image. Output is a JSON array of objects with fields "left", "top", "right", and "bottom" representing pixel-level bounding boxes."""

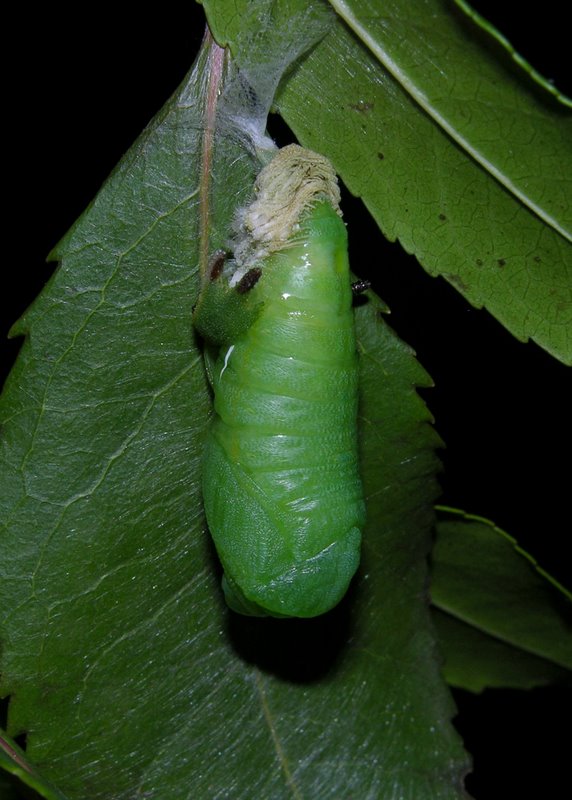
[{"left": 195, "top": 145, "right": 365, "bottom": 618}]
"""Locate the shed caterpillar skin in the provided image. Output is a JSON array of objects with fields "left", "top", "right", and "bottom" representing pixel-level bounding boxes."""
[{"left": 194, "top": 146, "right": 365, "bottom": 618}]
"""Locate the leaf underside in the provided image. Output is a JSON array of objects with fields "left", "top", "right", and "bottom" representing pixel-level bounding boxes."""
[
  {"left": 0, "top": 36, "right": 469, "bottom": 800},
  {"left": 431, "top": 508, "right": 572, "bottom": 693}
]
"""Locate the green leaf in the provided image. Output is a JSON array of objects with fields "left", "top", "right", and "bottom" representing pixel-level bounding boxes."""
[
  {"left": 432, "top": 610, "right": 572, "bottom": 693},
  {"left": 1, "top": 730, "right": 68, "bottom": 800},
  {"left": 204, "top": 0, "right": 572, "bottom": 364},
  {"left": 431, "top": 507, "right": 572, "bottom": 693},
  {"left": 0, "top": 36, "right": 469, "bottom": 799}
]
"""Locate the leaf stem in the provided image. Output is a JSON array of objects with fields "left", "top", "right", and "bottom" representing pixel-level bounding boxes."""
[{"left": 199, "top": 27, "right": 227, "bottom": 286}]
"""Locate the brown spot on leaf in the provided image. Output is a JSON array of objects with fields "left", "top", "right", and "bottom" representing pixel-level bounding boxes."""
[
  {"left": 497, "top": 258, "right": 506, "bottom": 268},
  {"left": 447, "top": 274, "right": 469, "bottom": 293},
  {"left": 350, "top": 100, "right": 373, "bottom": 113}
]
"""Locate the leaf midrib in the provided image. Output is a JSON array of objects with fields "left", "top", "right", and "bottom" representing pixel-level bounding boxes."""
[{"left": 329, "top": 0, "right": 572, "bottom": 244}]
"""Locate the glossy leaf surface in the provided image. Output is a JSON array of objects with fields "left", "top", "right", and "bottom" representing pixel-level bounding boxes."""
[{"left": 0, "top": 36, "right": 468, "bottom": 800}]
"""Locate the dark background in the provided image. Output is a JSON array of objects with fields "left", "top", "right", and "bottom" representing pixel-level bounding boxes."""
[{"left": 3, "top": 3, "right": 570, "bottom": 798}]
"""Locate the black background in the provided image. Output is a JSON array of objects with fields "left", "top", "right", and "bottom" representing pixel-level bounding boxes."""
[{"left": 3, "top": 3, "right": 570, "bottom": 798}]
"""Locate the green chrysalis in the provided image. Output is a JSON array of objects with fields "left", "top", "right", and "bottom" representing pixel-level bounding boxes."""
[{"left": 194, "top": 146, "right": 365, "bottom": 618}]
